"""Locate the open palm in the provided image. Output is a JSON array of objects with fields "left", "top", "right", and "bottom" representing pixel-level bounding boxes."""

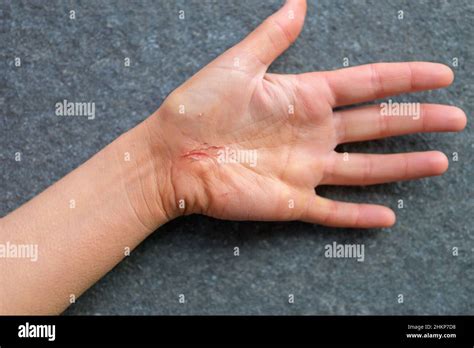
[{"left": 149, "top": 0, "right": 466, "bottom": 228}]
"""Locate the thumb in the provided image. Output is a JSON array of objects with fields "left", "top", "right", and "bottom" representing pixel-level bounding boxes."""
[{"left": 234, "top": 0, "right": 307, "bottom": 71}]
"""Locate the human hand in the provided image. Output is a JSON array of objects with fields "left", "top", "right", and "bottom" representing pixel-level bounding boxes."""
[
  {"left": 147, "top": 0, "right": 466, "bottom": 228},
  {"left": 1, "top": 0, "right": 468, "bottom": 315}
]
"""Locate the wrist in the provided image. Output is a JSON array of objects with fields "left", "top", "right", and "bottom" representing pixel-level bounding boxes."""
[
  {"left": 112, "top": 116, "right": 178, "bottom": 229},
  {"left": 141, "top": 104, "right": 213, "bottom": 220}
]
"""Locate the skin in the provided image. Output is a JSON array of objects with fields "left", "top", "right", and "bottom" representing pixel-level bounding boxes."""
[{"left": 0, "top": 0, "right": 466, "bottom": 314}]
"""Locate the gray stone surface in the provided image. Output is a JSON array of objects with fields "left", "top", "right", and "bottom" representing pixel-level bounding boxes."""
[{"left": 1, "top": 0, "right": 473, "bottom": 315}]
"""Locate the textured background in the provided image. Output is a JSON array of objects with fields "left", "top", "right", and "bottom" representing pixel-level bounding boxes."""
[{"left": 1, "top": 0, "right": 473, "bottom": 315}]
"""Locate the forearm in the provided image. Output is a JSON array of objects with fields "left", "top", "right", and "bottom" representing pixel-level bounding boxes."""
[{"left": 0, "top": 115, "right": 172, "bottom": 314}]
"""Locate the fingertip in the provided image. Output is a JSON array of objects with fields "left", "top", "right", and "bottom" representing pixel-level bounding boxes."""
[
  {"left": 421, "top": 63, "right": 454, "bottom": 87},
  {"left": 381, "top": 207, "right": 396, "bottom": 227},
  {"left": 285, "top": 0, "right": 307, "bottom": 11},
  {"left": 451, "top": 107, "right": 468, "bottom": 131},
  {"left": 282, "top": 0, "right": 307, "bottom": 25},
  {"left": 429, "top": 151, "right": 449, "bottom": 175},
  {"left": 359, "top": 204, "right": 396, "bottom": 228},
  {"left": 439, "top": 64, "right": 455, "bottom": 86}
]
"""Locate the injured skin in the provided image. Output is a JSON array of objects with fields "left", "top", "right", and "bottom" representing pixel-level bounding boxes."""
[{"left": 181, "top": 143, "right": 224, "bottom": 161}]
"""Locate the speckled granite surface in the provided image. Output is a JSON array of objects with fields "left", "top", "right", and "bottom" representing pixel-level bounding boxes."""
[{"left": 1, "top": 0, "right": 473, "bottom": 314}]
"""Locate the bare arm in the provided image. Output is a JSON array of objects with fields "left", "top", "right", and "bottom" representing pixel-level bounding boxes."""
[{"left": 0, "top": 118, "right": 173, "bottom": 314}]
